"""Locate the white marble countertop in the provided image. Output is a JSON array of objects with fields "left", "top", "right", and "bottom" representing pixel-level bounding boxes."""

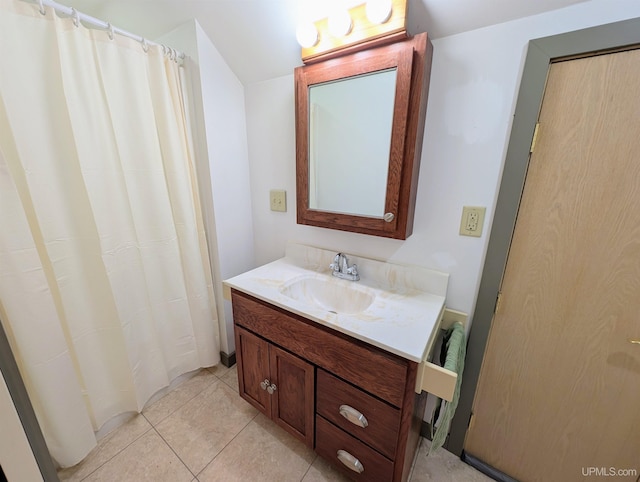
[{"left": 223, "top": 243, "right": 448, "bottom": 363}]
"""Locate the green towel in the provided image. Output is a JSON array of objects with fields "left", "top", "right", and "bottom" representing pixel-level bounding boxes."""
[{"left": 429, "top": 322, "right": 466, "bottom": 455}]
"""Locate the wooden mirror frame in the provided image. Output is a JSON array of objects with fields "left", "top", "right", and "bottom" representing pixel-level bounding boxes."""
[{"left": 294, "top": 33, "right": 432, "bottom": 239}]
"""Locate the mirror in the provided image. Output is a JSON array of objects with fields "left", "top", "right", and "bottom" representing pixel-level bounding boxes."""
[
  {"left": 308, "top": 69, "right": 397, "bottom": 217},
  {"left": 295, "top": 33, "right": 432, "bottom": 239}
]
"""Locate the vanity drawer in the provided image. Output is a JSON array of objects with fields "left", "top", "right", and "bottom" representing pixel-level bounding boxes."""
[
  {"left": 231, "top": 291, "right": 408, "bottom": 407},
  {"left": 316, "top": 415, "right": 394, "bottom": 481},
  {"left": 316, "top": 369, "right": 400, "bottom": 459}
]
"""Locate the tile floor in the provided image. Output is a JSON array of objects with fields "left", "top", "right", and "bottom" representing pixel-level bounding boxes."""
[{"left": 57, "top": 366, "right": 492, "bottom": 482}]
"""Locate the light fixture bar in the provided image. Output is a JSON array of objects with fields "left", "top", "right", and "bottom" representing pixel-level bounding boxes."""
[{"left": 299, "top": 0, "right": 408, "bottom": 64}]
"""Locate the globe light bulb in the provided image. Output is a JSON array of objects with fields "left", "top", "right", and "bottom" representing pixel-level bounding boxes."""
[
  {"left": 296, "top": 22, "right": 319, "bottom": 48},
  {"left": 366, "top": 0, "right": 393, "bottom": 24},
  {"left": 327, "top": 9, "right": 352, "bottom": 38}
]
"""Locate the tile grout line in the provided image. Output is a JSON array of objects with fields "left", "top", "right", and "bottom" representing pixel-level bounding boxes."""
[
  {"left": 65, "top": 368, "right": 232, "bottom": 482},
  {"left": 298, "top": 453, "right": 320, "bottom": 481},
  {"left": 148, "top": 419, "right": 198, "bottom": 480},
  {"left": 193, "top": 411, "right": 261, "bottom": 480},
  {"left": 147, "top": 368, "right": 252, "bottom": 481},
  {"left": 73, "top": 422, "right": 154, "bottom": 482},
  {"left": 142, "top": 371, "right": 231, "bottom": 481},
  {"left": 71, "top": 370, "right": 221, "bottom": 481},
  {"left": 142, "top": 371, "right": 222, "bottom": 426}
]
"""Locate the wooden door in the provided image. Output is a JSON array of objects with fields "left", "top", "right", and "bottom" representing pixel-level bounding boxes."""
[
  {"left": 235, "top": 326, "right": 270, "bottom": 415},
  {"left": 269, "top": 345, "right": 315, "bottom": 447},
  {"left": 465, "top": 49, "right": 640, "bottom": 481}
]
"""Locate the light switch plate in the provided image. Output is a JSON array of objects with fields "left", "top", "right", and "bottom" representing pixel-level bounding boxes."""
[
  {"left": 459, "top": 206, "right": 486, "bottom": 237},
  {"left": 270, "top": 189, "right": 287, "bottom": 212}
]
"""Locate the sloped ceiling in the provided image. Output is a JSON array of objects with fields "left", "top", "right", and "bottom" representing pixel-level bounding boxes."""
[{"left": 68, "top": 0, "right": 589, "bottom": 84}]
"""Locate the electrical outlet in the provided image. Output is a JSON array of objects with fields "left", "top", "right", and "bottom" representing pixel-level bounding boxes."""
[
  {"left": 466, "top": 211, "right": 479, "bottom": 231},
  {"left": 460, "top": 206, "right": 486, "bottom": 237},
  {"left": 270, "top": 189, "right": 287, "bottom": 212}
]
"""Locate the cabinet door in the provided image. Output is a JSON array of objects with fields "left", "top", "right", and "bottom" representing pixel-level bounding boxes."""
[
  {"left": 269, "top": 345, "right": 315, "bottom": 448},
  {"left": 235, "top": 326, "right": 270, "bottom": 416}
]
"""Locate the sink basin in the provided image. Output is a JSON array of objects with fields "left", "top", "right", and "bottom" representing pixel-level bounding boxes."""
[
  {"left": 224, "top": 244, "right": 450, "bottom": 361},
  {"left": 280, "top": 276, "right": 375, "bottom": 314}
]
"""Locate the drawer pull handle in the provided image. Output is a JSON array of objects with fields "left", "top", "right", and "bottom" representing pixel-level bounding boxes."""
[
  {"left": 260, "top": 379, "right": 270, "bottom": 390},
  {"left": 339, "top": 404, "right": 368, "bottom": 428},
  {"left": 337, "top": 449, "right": 364, "bottom": 474}
]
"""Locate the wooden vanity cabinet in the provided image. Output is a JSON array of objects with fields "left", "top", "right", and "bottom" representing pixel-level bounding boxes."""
[
  {"left": 231, "top": 290, "right": 427, "bottom": 482},
  {"left": 235, "top": 325, "right": 315, "bottom": 447}
]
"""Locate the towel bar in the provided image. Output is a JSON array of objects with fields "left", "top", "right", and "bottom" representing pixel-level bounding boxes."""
[{"left": 415, "top": 308, "right": 468, "bottom": 401}]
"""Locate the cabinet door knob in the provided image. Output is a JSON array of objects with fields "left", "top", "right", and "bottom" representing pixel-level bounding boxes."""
[
  {"left": 336, "top": 449, "right": 364, "bottom": 474},
  {"left": 339, "top": 404, "right": 368, "bottom": 428},
  {"left": 267, "top": 383, "right": 277, "bottom": 394},
  {"left": 260, "top": 379, "right": 270, "bottom": 390}
]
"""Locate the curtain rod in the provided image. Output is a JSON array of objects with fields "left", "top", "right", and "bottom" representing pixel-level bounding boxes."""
[{"left": 22, "top": 0, "right": 186, "bottom": 61}]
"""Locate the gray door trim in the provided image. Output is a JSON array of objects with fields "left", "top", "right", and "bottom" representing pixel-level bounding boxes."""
[
  {"left": 0, "top": 320, "right": 58, "bottom": 481},
  {"left": 447, "top": 16, "right": 640, "bottom": 456}
]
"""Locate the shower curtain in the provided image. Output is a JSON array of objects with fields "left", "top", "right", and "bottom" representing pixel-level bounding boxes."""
[{"left": 0, "top": 0, "right": 220, "bottom": 467}]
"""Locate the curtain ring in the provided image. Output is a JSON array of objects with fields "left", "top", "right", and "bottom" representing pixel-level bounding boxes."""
[
  {"left": 107, "top": 22, "right": 114, "bottom": 40},
  {"left": 38, "top": 0, "right": 46, "bottom": 15},
  {"left": 141, "top": 38, "right": 149, "bottom": 53},
  {"left": 71, "top": 7, "right": 80, "bottom": 27}
]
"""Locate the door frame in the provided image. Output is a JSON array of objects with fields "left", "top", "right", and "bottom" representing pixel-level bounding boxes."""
[
  {"left": 0, "top": 320, "right": 58, "bottom": 480},
  {"left": 448, "top": 16, "right": 640, "bottom": 456}
]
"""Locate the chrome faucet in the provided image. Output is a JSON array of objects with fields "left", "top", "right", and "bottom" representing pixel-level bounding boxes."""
[{"left": 329, "top": 253, "right": 359, "bottom": 281}]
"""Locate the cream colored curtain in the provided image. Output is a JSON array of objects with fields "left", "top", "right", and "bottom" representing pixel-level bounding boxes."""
[{"left": 0, "top": 0, "right": 220, "bottom": 467}]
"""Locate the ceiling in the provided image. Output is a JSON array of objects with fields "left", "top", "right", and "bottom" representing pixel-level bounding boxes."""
[{"left": 67, "top": 0, "right": 589, "bottom": 85}]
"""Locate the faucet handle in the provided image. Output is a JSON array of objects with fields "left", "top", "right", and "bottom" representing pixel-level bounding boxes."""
[
  {"left": 330, "top": 253, "right": 341, "bottom": 271},
  {"left": 346, "top": 264, "right": 358, "bottom": 276}
]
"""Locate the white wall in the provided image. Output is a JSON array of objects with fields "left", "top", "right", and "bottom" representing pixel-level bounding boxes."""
[
  {"left": 245, "top": 0, "right": 640, "bottom": 323},
  {"left": 0, "top": 370, "right": 43, "bottom": 482},
  {"left": 158, "top": 21, "right": 255, "bottom": 355}
]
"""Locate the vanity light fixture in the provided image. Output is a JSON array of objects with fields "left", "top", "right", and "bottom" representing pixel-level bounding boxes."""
[
  {"left": 297, "top": 0, "right": 407, "bottom": 62},
  {"left": 365, "top": 0, "right": 393, "bottom": 24},
  {"left": 296, "top": 22, "right": 319, "bottom": 48},
  {"left": 327, "top": 8, "right": 353, "bottom": 38}
]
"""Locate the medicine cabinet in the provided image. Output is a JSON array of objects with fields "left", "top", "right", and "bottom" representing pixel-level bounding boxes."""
[{"left": 295, "top": 33, "right": 432, "bottom": 239}]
